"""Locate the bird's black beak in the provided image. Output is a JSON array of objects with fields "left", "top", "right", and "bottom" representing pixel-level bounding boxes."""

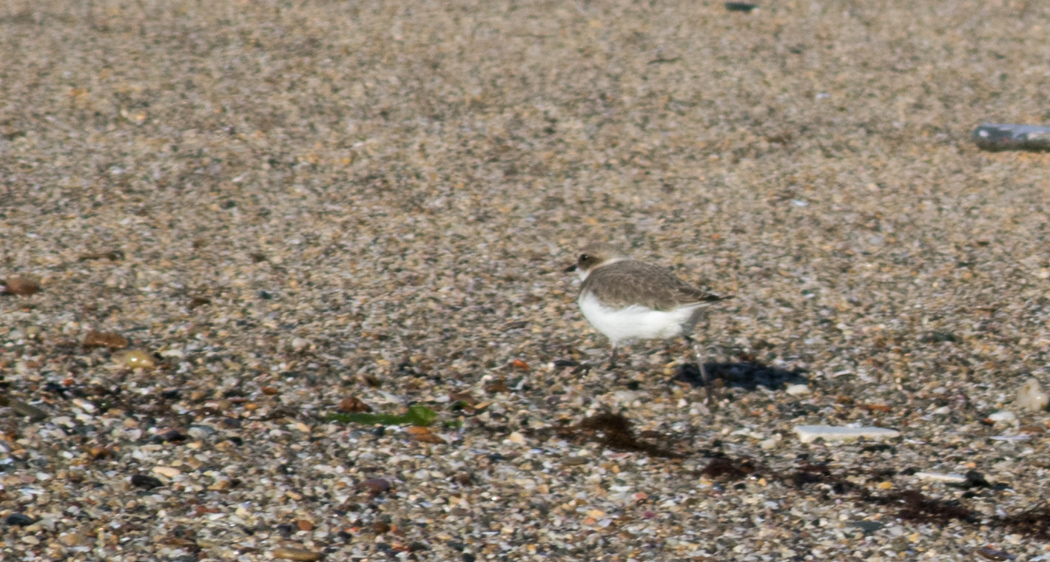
[{"left": 564, "top": 264, "right": 577, "bottom": 273}]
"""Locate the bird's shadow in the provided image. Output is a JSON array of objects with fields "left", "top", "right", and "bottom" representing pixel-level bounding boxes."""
[{"left": 673, "top": 361, "right": 807, "bottom": 391}]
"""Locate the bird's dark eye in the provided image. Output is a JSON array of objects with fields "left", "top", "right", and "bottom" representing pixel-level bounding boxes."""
[{"left": 579, "top": 254, "right": 589, "bottom": 262}]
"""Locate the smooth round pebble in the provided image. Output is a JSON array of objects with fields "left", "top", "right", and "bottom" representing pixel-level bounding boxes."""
[{"left": 114, "top": 350, "right": 157, "bottom": 370}]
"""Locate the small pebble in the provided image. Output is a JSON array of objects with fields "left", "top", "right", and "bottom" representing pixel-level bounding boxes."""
[
  {"left": 59, "top": 533, "right": 84, "bottom": 546},
  {"left": 188, "top": 424, "right": 217, "bottom": 439},
  {"left": 961, "top": 471, "right": 991, "bottom": 488},
  {"left": 291, "top": 337, "right": 310, "bottom": 352},
  {"left": 338, "top": 396, "right": 372, "bottom": 413},
  {"left": 849, "top": 520, "right": 883, "bottom": 534},
  {"left": 5, "top": 513, "right": 35, "bottom": 526},
  {"left": 273, "top": 547, "right": 324, "bottom": 561},
  {"left": 1016, "top": 378, "right": 1049, "bottom": 412},
  {"left": 160, "top": 347, "right": 186, "bottom": 358},
  {"left": 987, "top": 411, "right": 1017, "bottom": 424},
  {"left": 408, "top": 426, "right": 445, "bottom": 444},
  {"left": 785, "top": 384, "right": 810, "bottom": 395},
  {"left": 72, "top": 398, "right": 96, "bottom": 413},
  {"left": 83, "top": 330, "right": 129, "bottom": 349},
  {"left": 114, "top": 350, "right": 157, "bottom": 370},
  {"left": 153, "top": 429, "right": 186, "bottom": 443},
  {"left": 208, "top": 479, "right": 233, "bottom": 491},
  {"left": 976, "top": 546, "right": 1015, "bottom": 561},
  {"left": 359, "top": 478, "right": 392, "bottom": 493},
  {"left": 759, "top": 435, "right": 782, "bottom": 449},
  {"left": 153, "top": 466, "right": 182, "bottom": 478},
  {"left": 0, "top": 396, "right": 47, "bottom": 420},
  {"left": 88, "top": 447, "right": 113, "bottom": 459},
  {"left": 160, "top": 389, "right": 182, "bottom": 400},
  {"left": 1, "top": 276, "right": 40, "bottom": 296},
  {"left": 130, "top": 474, "right": 164, "bottom": 489}
]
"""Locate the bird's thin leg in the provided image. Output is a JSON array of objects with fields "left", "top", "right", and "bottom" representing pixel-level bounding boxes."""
[
  {"left": 607, "top": 345, "right": 619, "bottom": 370},
  {"left": 685, "top": 335, "right": 716, "bottom": 405}
]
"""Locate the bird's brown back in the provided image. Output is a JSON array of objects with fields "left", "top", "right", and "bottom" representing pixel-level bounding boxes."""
[{"left": 580, "top": 259, "right": 726, "bottom": 310}]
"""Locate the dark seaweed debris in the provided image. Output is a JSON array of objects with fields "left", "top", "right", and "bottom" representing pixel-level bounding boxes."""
[
  {"left": 564, "top": 411, "right": 683, "bottom": 458},
  {"left": 700, "top": 456, "right": 757, "bottom": 480},
  {"left": 781, "top": 459, "right": 1050, "bottom": 538}
]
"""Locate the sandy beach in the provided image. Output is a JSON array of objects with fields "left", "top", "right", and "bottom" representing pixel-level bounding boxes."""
[{"left": 3, "top": 0, "right": 1050, "bottom": 559}]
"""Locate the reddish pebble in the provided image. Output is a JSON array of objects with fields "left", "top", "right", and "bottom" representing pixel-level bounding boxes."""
[
  {"left": 83, "top": 330, "right": 129, "bottom": 350},
  {"left": 2, "top": 276, "right": 40, "bottom": 296},
  {"left": 338, "top": 396, "right": 372, "bottom": 413},
  {"left": 359, "top": 478, "right": 391, "bottom": 494}
]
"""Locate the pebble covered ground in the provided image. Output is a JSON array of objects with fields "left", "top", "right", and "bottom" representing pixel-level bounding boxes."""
[{"left": 3, "top": 0, "right": 1050, "bottom": 560}]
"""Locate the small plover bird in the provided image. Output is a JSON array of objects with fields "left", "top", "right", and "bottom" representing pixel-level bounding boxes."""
[{"left": 565, "top": 243, "right": 730, "bottom": 399}]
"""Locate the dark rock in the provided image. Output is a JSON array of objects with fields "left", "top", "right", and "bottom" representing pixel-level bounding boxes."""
[
  {"left": 5, "top": 513, "right": 34, "bottom": 526},
  {"left": 359, "top": 478, "right": 391, "bottom": 494},
  {"left": 130, "top": 474, "right": 164, "bottom": 489},
  {"left": 850, "top": 520, "right": 883, "bottom": 535}
]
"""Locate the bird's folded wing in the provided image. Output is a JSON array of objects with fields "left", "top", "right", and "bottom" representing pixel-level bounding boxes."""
[{"left": 581, "top": 260, "right": 730, "bottom": 311}]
